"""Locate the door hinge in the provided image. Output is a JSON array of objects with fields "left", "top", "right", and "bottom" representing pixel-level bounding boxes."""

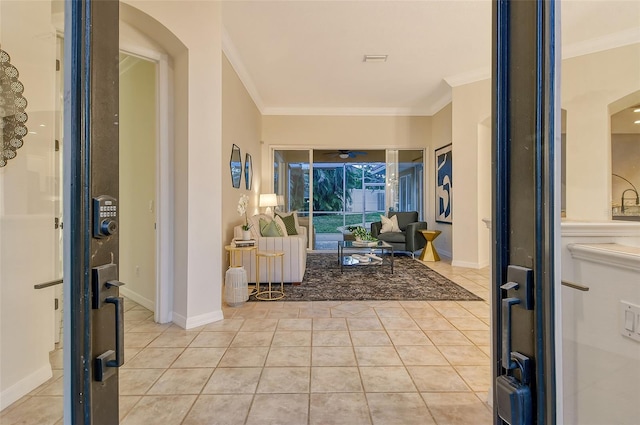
[
  {"left": 54, "top": 217, "right": 63, "bottom": 229},
  {"left": 56, "top": 59, "right": 60, "bottom": 71},
  {"left": 55, "top": 139, "right": 60, "bottom": 152}
]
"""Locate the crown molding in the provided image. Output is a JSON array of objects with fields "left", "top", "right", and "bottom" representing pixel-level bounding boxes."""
[
  {"left": 444, "top": 67, "right": 491, "bottom": 88},
  {"left": 426, "top": 92, "right": 453, "bottom": 116},
  {"left": 261, "top": 106, "right": 432, "bottom": 117},
  {"left": 563, "top": 27, "right": 640, "bottom": 59},
  {"left": 221, "top": 26, "right": 265, "bottom": 113}
]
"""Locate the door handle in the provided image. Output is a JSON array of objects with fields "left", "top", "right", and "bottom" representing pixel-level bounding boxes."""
[
  {"left": 105, "top": 296, "right": 124, "bottom": 368},
  {"left": 502, "top": 296, "right": 521, "bottom": 370}
]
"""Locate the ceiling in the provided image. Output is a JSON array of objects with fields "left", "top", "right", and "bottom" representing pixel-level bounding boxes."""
[{"left": 221, "top": 0, "right": 640, "bottom": 117}]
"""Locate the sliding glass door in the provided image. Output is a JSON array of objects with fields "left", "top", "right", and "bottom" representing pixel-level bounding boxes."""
[
  {"left": 274, "top": 148, "right": 424, "bottom": 250},
  {"left": 274, "top": 149, "right": 312, "bottom": 247}
]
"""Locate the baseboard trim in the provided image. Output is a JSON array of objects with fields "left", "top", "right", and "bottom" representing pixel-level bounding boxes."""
[
  {"left": 172, "top": 310, "right": 224, "bottom": 330},
  {"left": 1, "top": 364, "right": 52, "bottom": 411},
  {"left": 451, "top": 260, "right": 486, "bottom": 269},
  {"left": 436, "top": 249, "right": 452, "bottom": 260},
  {"left": 119, "top": 287, "right": 155, "bottom": 312}
]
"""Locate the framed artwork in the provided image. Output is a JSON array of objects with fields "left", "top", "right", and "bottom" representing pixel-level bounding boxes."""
[
  {"left": 245, "top": 153, "right": 253, "bottom": 190},
  {"left": 435, "top": 143, "right": 453, "bottom": 224}
]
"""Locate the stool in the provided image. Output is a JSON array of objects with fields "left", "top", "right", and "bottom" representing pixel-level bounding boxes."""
[
  {"left": 224, "top": 267, "right": 248, "bottom": 307},
  {"left": 419, "top": 230, "right": 442, "bottom": 262},
  {"left": 255, "top": 251, "right": 285, "bottom": 301}
]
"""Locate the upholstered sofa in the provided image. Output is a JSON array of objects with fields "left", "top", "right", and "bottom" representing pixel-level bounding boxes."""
[
  {"left": 233, "top": 213, "right": 307, "bottom": 284},
  {"left": 370, "top": 211, "right": 427, "bottom": 257}
]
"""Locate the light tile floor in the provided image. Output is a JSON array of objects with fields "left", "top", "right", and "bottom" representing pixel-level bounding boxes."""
[{"left": 0, "top": 260, "right": 492, "bottom": 425}]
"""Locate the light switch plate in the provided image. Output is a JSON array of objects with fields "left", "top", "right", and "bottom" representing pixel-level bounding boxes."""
[{"left": 620, "top": 301, "right": 640, "bottom": 342}]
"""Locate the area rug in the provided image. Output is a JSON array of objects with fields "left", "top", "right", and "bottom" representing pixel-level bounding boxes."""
[{"left": 249, "top": 253, "right": 483, "bottom": 302}]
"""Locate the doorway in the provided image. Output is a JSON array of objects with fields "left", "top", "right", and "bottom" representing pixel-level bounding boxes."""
[{"left": 118, "top": 53, "right": 158, "bottom": 314}]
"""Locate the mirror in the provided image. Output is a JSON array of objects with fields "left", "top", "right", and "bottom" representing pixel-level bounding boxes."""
[
  {"left": 245, "top": 153, "right": 253, "bottom": 190},
  {"left": 230, "top": 144, "right": 242, "bottom": 188}
]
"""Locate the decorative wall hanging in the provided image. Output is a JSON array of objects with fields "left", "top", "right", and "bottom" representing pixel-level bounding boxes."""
[
  {"left": 0, "top": 47, "right": 29, "bottom": 168},
  {"left": 245, "top": 153, "right": 253, "bottom": 190},
  {"left": 230, "top": 143, "right": 242, "bottom": 188},
  {"left": 435, "top": 143, "right": 453, "bottom": 224}
]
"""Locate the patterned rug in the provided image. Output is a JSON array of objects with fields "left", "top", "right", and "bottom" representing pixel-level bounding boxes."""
[{"left": 249, "top": 253, "right": 483, "bottom": 302}]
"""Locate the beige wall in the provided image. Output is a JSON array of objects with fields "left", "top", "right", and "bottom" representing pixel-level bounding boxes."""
[
  {"left": 261, "top": 115, "right": 431, "bottom": 190},
  {"left": 222, "top": 54, "right": 263, "bottom": 272},
  {"left": 124, "top": 1, "right": 224, "bottom": 328},
  {"left": 119, "top": 55, "right": 157, "bottom": 310},
  {"left": 562, "top": 43, "right": 640, "bottom": 220},
  {"left": 440, "top": 44, "right": 640, "bottom": 267},
  {"left": 451, "top": 79, "right": 491, "bottom": 268},
  {"left": 430, "top": 103, "right": 453, "bottom": 258}
]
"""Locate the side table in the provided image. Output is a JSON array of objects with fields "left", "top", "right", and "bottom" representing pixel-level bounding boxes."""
[
  {"left": 224, "top": 245, "right": 258, "bottom": 299},
  {"left": 255, "top": 250, "right": 285, "bottom": 301},
  {"left": 418, "top": 230, "right": 442, "bottom": 262}
]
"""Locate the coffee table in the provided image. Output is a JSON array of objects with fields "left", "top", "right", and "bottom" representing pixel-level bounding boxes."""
[{"left": 338, "top": 240, "right": 394, "bottom": 273}]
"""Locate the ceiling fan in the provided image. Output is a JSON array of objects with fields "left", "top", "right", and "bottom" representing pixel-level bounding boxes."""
[{"left": 324, "top": 150, "right": 368, "bottom": 159}]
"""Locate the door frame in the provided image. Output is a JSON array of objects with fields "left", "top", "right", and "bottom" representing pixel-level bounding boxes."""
[
  {"left": 491, "top": 0, "right": 562, "bottom": 423},
  {"left": 63, "top": 0, "right": 121, "bottom": 422},
  {"left": 119, "top": 41, "right": 173, "bottom": 324}
]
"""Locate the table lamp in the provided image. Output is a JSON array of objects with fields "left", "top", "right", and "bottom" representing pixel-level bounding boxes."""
[{"left": 259, "top": 193, "right": 278, "bottom": 217}]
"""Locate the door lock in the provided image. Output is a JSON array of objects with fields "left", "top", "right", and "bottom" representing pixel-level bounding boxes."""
[{"left": 93, "top": 195, "right": 118, "bottom": 238}]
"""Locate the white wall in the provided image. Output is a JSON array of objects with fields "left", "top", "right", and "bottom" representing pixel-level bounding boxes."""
[
  {"left": 560, "top": 222, "right": 640, "bottom": 424},
  {"left": 0, "top": 0, "right": 57, "bottom": 409},
  {"left": 123, "top": 1, "right": 224, "bottom": 328},
  {"left": 119, "top": 55, "right": 157, "bottom": 311},
  {"left": 562, "top": 43, "right": 640, "bottom": 221}
]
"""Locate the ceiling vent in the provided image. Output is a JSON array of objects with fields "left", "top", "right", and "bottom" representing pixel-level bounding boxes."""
[{"left": 363, "top": 55, "right": 388, "bottom": 63}]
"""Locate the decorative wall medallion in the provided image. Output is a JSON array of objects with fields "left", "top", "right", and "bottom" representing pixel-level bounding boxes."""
[{"left": 0, "top": 47, "right": 29, "bottom": 167}]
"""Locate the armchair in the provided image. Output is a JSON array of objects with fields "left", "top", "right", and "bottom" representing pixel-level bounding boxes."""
[{"left": 370, "top": 211, "right": 427, "bottom": 257}]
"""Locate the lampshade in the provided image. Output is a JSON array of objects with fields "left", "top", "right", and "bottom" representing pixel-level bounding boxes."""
[{"left": 259, "top": 193, "right": 278, "bottom": 207}]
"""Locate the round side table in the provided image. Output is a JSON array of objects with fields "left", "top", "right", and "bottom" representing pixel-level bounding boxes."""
[
  {"left": 255, "top": 250, "right": 285, "bottom": 301},
  {"left": 418, "top": 230, "right": 442, "bottom": 262}
]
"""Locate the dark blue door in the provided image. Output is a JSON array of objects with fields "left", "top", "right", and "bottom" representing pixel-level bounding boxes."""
[{"left": 491, "top": 1, "right": 559, "bottom": 424}]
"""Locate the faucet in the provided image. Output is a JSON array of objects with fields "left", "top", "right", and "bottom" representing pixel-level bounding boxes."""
[{"left": 621, "top": 188, "right": 640, "bottom": 214}]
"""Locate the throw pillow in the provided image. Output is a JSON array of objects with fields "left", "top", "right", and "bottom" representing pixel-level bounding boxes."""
[
  {"left": 380, "top": 214, "right": 400, "bottom": 233},
  {"left": 274, "top": 215, "right": 289, "bottom": 236},
  {"left": 275, "top": 211, "right": 298, "bottom": 235},
  {"left": 259, "top": 217, "right": 283, "bottom": 237},
  {"left": 248, "top": 214, "right": 270, "bottom": 239}
]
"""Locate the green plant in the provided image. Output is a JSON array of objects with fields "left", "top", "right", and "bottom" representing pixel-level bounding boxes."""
[{"left": 347, "top": 225, "right": 377, "bottom": 241}]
